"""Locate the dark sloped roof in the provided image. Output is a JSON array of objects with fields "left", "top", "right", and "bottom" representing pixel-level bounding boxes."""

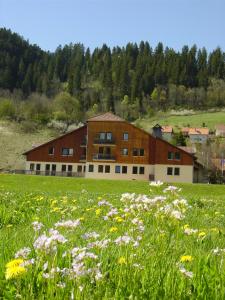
[{"left": 87, "top": 112, "right": 124, "bottom": 122}]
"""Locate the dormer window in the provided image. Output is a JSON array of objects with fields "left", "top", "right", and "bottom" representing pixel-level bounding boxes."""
[{"left": 48, "top": 147, "right": 54, "bottom": 155}]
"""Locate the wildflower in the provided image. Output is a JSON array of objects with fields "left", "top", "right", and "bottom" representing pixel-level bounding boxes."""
[
  {"left": 95, "top": 208, "right": 101, "bottom": 216},
  {"left": 15, "top": 247, "right": 31, "bottom": 259},
  {"left": 118, "top": 257, "right": 126, "bottom": 265},
  {"left": 115, "top": 235, "right": 133, "bottom": 245},
  {"left": 198, "top": 231, "right": 206, "bottom": 238},
  {"left": 109, "top": 227, "right": 118, "bottom": 233},
  {"left": 82, "top": 232, "right": 100, "bottom": 240},
  {"left": 115, "top": 216, "right": 123, "bottom": 223},
  {"left": 5, "top": 259, "right": 26, "bottom": 280},
  {"left": 179, "top": 265, "right": 193, "bottom": 278},
  {"left": 149, "top": 181, "right": 163, "bottom": 186},
  {"left": 32, "top": 221, "right": 44, "bottom": 232},
  {"left": 55, "top": 219, "right": 80, "bottom": 229},
  {"left": 180, "top": 255, "right": 193, "bottom": 263}
]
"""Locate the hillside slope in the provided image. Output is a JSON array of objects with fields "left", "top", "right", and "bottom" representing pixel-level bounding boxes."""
[{"left": 0, "top": 122, "right": 57, "bottom": 170}]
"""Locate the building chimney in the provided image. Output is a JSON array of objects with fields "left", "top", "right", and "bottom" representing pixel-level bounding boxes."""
[{"left": 152, "top": 124, "right": 162, "bottom": 138}]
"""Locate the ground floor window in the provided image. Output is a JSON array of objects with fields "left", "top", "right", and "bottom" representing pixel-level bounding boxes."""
[
  {"left": 167, "top": 167, "right": 173, "bottom": 175},
  {"left": 98, "top": 165, "right": 104, "bottom": 173},
  {"left": 30, "top": 163, "right": 34, "bottom": 171},
  {"left": 105, "top": 165, "right": 110, "bottom": 173},
  {"left": 167, "top": 167, "right": 180, "bottom": 176},
  {"left": 78, "top": 165, "right": 83, "bottom": 173},
  {"left": 174, "top": 167, "right": 180, "bottom": 175},
  {"left": 139, "top": 166, "right": 145, "bottom": 174},
  {"left": 132, "top": 166, "right": 138, "bottom": 174},
  {"left": 45, "top": 164, "right": 50, "bottom": 171},
  {"left": 89, "top": 165, "right": 94, "bottom": 172},
  {"left": 36, "top": 164, "right": 41, "bottom": 171},
  {"left": 122, "top": 166, "right": 127, "bottom": 174},
  {"left": 115, "top": 165, "right": 120, "bottom": 173},
  {"left": 62, "top": 165, "right": 66, "bottom": 172},
  {"left": 68, "top": 165, "right": 73, "bottom": 172}
]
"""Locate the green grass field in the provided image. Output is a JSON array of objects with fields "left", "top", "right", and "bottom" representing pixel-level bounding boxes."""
[
  {"left": 137, "top": 110, "right": 225, "bottom": 132},
  {"left": 0, "top": 174, "right": 225, "bottom": 299}
]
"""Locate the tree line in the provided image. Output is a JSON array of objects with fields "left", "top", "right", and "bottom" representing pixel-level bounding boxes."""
[{"left": 0, "top": 27, "right": 225, "bottom": 125}]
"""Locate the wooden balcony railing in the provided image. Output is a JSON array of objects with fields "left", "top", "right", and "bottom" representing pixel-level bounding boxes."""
[{"left": 93, "top": 154, "right": 116, "bottom": 160}]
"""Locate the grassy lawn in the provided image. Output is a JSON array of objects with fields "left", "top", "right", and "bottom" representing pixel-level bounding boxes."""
[
  {"left": 1, "top": 175, "right": 225, "bottom": 298},
  {"left": 137, "top": 110, "right": 225, "bottom": 132}
]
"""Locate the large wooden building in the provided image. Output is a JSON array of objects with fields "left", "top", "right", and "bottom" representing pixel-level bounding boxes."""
[{"left": 24, "top": 112, "right": 200, "bottom": 183}]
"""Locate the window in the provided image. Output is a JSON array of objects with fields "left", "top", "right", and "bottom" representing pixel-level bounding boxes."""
[
  {"left": 62, "top": 148, "right": 73, "bottom": 156},
  {"left": 62, "top": 165, "right": 66, "bottom": 172},
  {"left": 48, "top": 146, "right": 54, "bottom": 155},
  {"left": 68, "top": 165, "right": 73, "bottom": 172},
  {"left": 115, "top": 165, "right": 121, "bottom": 173},
  {"left": 121, "top": 148, "right": 128, "bottom": 156},
  {"left": 174, "top": 167, "right": 180, "bottom": 176},
  {"left": 175, "top": 152, "right": 181, "bottom": 160},
  {"left": 52, "top": 164, "right": 56, "bottom": 171},
  {"left": 105, "top": 165, "right": 110, "bottom": 173},
  {"left": 100, "top": 132, "right": 105, "bottom": 140},
  {"left": 140, "top": 149, "right": 145, "bottom": 156},
  {"left": 139, "top": 167, "right": 145, "bottom": 174},
  {"left": 78, "top": 165, "right": 83, "bottom": 173},
  {"left": 168, "top": 152, "right": 174, "bottom": 160},
  {"left": 123, "top": 133, "right": 129, "bottom": 141},
  {"left": 122, "top": 166, "right": 127, "bottom": 174},
  {"left": 106, "top": 132, "right": 112, "bottom": 141},
  {"left": 123, "top": 132, "right": 129, "bottom": 141},
  {"left": 133, "top": 148, "right": 138, "bottom": 156},
  {"left": 167, "top": 167, "right": 173, "bottom": 175},
  {"left": 83, "top": 166, "right": 86, "bottom": 173},
  {"left": 89, "top": 165, "right": 94, "bottom": 172},
  {"left": 30, "top": 163, "right": 34, "bottom": 171},
  {"left": 36, "top": 164, "right": 41, "bottom": 171},
  {"left": 132, "top": 166, "right": 138, "bottom": 174},
  {"left": 98, "top": 165, "right": 104, "bottom": 173},
  {"left": 45, "top": 164, "right": 50, "bottom": 171}
]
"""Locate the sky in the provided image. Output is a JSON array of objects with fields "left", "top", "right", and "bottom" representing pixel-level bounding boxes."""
[{"left": 0, "top": 0, "right": 224, "bottom": 52}]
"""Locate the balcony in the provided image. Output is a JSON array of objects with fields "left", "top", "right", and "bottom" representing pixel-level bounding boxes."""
[
  {"left": 93, "top": 138, "right": 115, "bottom": 145},
  {"left": 93, "top": 154, "right": 116, "bottom": 161}
]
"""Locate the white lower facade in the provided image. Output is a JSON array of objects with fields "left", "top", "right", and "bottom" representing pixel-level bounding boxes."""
[{"left": 25, "top": 161, "right": 194, "bottom": 183}]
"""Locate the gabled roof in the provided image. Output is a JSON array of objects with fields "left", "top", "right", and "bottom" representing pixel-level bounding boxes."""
[
  {"left": 23, "top": 125, "right": 86, "bottom": 155},
  {"left": 182, "top": 127, "right": 209, "bottom": 135},
  {"left": 161, "top": 125, "right": 173, "bottom": 133},
  {"left": 87, "top": 112, "right": 124, "bottom": 122}
]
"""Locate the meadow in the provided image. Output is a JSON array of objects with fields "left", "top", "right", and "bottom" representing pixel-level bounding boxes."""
[
  {"left": 137, "top": 110, "right": 225, "bottom": 132},
  {"left": 0, "top": 174, "right": 225, "bottom": 299}
]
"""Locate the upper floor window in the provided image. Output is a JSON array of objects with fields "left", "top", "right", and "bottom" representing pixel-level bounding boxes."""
[
  {"left": 61, "top": 148, "right": 73, "bottom": 156},
  {"left": 175, "top": 152, "right": 181, "bottom": 160},
  {"left": 121, "top": 148, "right": 128, "bottom": 156},
  {"left": 140, "top": 149, "right": 145, "bottom": 156},
  {"left": 106, "top": 132, "right": 112, "bottom": 141},
  {"left": 133, "top": 148, "right": 138, "bottom": 156},
  {"left": 123, "top": 133, "right": 129, "bottom": 141},
  {"left": 168, "top": 152, "right": 174, "bottom": 160},
  {"left": 48, "top": 146, "right": 54, "bottom": 155},
  {"left": 132, "top": 148, "right": 144, "bottom": 156},
  {"left": 99, "top": 132, "right": 113, "bottom": 141}
]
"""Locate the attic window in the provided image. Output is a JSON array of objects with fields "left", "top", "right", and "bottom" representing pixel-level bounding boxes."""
[
  {"left": 61, "top": 148, "right": 73, "bottom": 156},
  {"left": 48, "top": 147, "right": 54, "bottom": 155},
  {"left": 175, "top": 152, "right": 181, "bottom": 160}
]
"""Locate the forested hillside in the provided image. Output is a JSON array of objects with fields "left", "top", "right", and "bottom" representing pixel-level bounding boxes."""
[{"left": 0, "top": 28, "right": 224, "bottom": 125}]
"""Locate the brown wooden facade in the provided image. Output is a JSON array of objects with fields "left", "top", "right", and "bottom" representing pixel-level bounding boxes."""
[
  {"left": 25, "top": 126, "right": 87, "bottom": 163},
  {"left": 24, "top": 113, "right": 195, "bottom": 178}
]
